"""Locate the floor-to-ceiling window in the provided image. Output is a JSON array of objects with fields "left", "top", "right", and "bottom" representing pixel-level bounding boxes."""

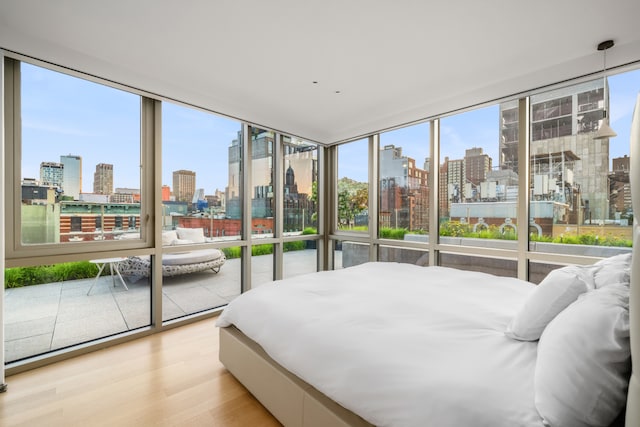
[
  {"left": 3, "top": 51, "right": 636, "bottom": 369},
  {"left": 328, "top": 68, "right": 636, "bottom": 280},
  {"left": 3, "top": 55, "right": 322, "bottom": 368},
  {"left": 335, "top": 138, "right": 370, "bottom": 268},
  {"left": 282, "top": 136, "right": 319, "bottom": 279},
  {"left": 438, "top": 104, "right": 519, "bottom": 277},
  {"left": 527, "top": 72, "right": 637, "bottom": 282},
  {"left": 378, "top": 123, "right": 430, "bottom": 265},
  {"left": 4, "top": 60, "right": 151, "bottom": 363},
  {"left": 161, "top": 101, "right": 242, "bottom": 321}
]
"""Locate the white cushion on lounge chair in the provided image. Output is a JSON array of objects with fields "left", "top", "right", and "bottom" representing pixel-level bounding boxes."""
[
  {"left": 162, "top": 249, "right": 223, "bottom": 266},
  {"left": 162, "top": 230, "right": 178, "bottom": 246},
  {"left": 176, "top": 227, "right": 206, "bottom": 243}
]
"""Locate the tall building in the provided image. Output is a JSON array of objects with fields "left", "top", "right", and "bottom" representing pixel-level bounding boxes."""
[
  {"left": 173, "top": 169, "right": 196, "bottom": 203},
  {"left": 379, "top": 145, "right": 429, "bottom": 230},
  {"left": 610, "top": 155, "right": 631, "bottom": 218},
  {"left": 227, "top": 130, "right": 318, "bottom": 221},
  {"left": 447, "top": 158, "right": 465, "bottom": 203},
  {"left": 93, "top": 163, "right": 113, "bottom": 195},
  {"left": 612, "top": 155, "right": 631, "bottom": 172},
  {"left": 40, "top": 161, "right": 64, "bottom": 188},
  {"left": 464, "top": 147, "right": 491, "bottom": 186},
  {"left": 499, "top": 79, "right": 611, "bottom": 221},
  {"left": 284, "top": 142, "right": 317, "bottom": 196},
  {"left": 439, "top": 160, "right": 449, "bottom": 217},
  {"left": 60, "top": 154, "right": 82, "bottom": 200},
  {"left": 226, "top": 131, "right": 243, "bottom": 219},
  {"left": 250, "top": 130, "right": 275, "bottom": 218}
]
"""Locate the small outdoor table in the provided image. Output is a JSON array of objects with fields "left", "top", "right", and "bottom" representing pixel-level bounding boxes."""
[{"left": 87, "top": 257, "right": 129, "bottom": 295}]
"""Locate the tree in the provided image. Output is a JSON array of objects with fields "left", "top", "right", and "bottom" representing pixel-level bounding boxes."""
[{"left": 337, "top": 177, "right": 368, "bottom": 228}]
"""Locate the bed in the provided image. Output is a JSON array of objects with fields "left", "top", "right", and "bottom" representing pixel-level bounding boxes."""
[{"left": 216, "top": 93, "right": 640, "bottom": 427}]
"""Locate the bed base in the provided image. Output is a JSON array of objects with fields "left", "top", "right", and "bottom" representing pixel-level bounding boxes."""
[{"left": 219, "top": 326, "right": 374, "bottom": 427}]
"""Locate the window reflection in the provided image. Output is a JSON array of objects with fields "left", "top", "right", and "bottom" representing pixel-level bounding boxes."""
[{"left": 283, "top": 136, "right": 318, "bottom": 236}]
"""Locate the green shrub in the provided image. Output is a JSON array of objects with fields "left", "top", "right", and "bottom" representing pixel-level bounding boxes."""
[
  {"left": 577, "top": 234, "right": 598, "bottom": 246},
  {"left": 223, "top": 247, "right": 241, "bottom": 259},
  {"left": 301, "top": 227, "right": 317, "bottom": 235},
  {"left": 50, "top": 261, "right": 99, "bottom": 281},
  {"left": 529, "top": 233, "right": 553, "bottom": 243},
  {"left": 380, "top": 227, "right": 408, "bottom": 240},
  {"left": 439, "top": 221, "right": 470, "bottom": 237},
  {"left": 252, "top": 244, "right": 273, "bottom": 256},
  {"left": 284, "top": 241, "right": 306, "bottom": 252},
  {"left": 5, "top": 262, "right": 100, "bottom": 289},
  {"left": 439, "top": 221, "right": 632, "bottom": 247},
  {"left": 223, "top": 242, "right": 309, "bottom": 259},
  {"left": 5, "top": 267, "right": 45, "bottom": 288},
  {"left": 600, "top": 235, "right": 632, "bottom": 247}
]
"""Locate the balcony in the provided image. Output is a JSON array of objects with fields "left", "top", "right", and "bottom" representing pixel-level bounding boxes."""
[{"left": 4, "top": 249, "right": 320, "bottom": 364}]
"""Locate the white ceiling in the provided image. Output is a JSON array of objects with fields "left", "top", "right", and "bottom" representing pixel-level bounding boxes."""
[{"left": 1, "top": 1, "right": 640, "bottom": 145}]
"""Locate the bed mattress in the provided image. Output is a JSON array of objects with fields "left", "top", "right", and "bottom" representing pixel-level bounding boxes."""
[{"left": 217, "top": 262, "right": 544, "bottom": 427}]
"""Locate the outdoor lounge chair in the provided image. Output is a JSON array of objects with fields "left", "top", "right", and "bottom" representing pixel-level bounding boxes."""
[{"left": 117, "top": 228, "right": 226, "bottom": 281}]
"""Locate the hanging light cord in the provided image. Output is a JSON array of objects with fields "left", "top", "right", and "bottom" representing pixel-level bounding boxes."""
[{"left": 603, "top": 47, "right": 608, "bottom": 119}]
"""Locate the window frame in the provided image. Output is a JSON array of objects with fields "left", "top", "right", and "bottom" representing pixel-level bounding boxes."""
[{"left": 3, "top": 57, "right": 155, "bottom": 263}]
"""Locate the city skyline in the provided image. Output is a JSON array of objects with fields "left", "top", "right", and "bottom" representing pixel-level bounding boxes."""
[{"left": 20, "top": 63, "right": 639, "bottom": 193}]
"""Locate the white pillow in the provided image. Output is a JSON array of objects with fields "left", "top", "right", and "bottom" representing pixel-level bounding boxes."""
[
  {"left": 593, "top": 253, "right": 632, "bottom": 288},
  {"left": 161, "top": 230, "right": 178, "bottom": 246},
  {"left": 176, "top": 227, "right": 205, "bottom": 243},
  {"left": 505, "top": 265, "right": 594, "bottom": 341},
  {"left": 535, "top": 284, "right": 630, "bottom": 427}
]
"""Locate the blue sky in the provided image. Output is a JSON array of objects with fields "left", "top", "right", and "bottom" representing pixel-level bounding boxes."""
[
  {"left": 20, "top": 63, "right": 639, "bottom": 192},
  {"left": 162, "top": 102, "right": 241, "bottom": 193}
]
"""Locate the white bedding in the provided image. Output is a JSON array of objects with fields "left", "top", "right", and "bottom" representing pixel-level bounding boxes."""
[{"left": 217, "top": 262, "right": 545, "bottom": 427}]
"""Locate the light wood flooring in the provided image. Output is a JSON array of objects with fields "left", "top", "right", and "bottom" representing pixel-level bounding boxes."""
[{"left": 0, "top": 318, "right": 281, "bottom": 426}]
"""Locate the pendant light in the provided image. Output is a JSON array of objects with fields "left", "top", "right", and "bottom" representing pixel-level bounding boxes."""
[{"left": 593, "top": 40, "right": 617, "bottom": 140}]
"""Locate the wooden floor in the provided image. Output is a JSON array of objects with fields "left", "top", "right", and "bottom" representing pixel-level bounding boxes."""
[{"left": 0, "top": 318, "right": 281, "bottom": 426}]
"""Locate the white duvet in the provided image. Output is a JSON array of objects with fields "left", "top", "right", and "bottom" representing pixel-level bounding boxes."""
[{"left": 217, "top": 262, "right": 545, "bottom": 427}]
